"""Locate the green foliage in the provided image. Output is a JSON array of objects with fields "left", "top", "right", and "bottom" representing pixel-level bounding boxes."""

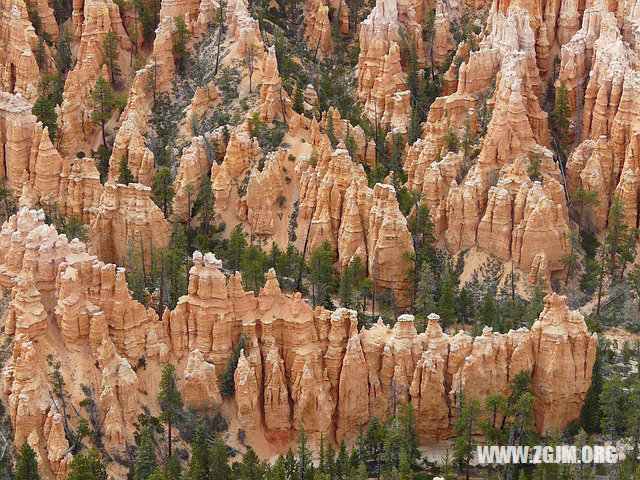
[
  {"left": 103, "top": 30, "right": 121, "bottom": 85},
  {"left": 293, "top": 81, "right": 304, "bottom": 114},
  {"left": 339, "top": 255, "right": 369, "bottom": 313},
  {"left": 64, "top": 212, "right": 89, "bottom": 243},
  {"left": 134, "top": 0, "right": 161, "bottom": 46},
  {"left": 308, "top": 240, "right": 338, "bottom": 308},
  {"left": 186, "top": 424, "right": 210, "bottom": 480},
  {"left": 133, "top": 428, "right": 158, "bottom": 480},
  {"left": 152, "top": 167, "right": 175, "bottom": 217},
  {"left": 56, "top": 29, "right": 73, "bottom": 76},
  {"left": 240, "top": 447, "right": 263, "bottom": 480},
  {"left": 15, "top": 443, "right": 40, "bottom": 480},
  {"left": 437, "top": 269, "right": 458, "bottom": 329},
  {"left": 158, "top": 363, "right": 183, "bottom": 456},
  {"left": 453, "top": 396, "right": 480, "bottom": 479},
  {"left": 220, "top": 335, "right": 247, "bottom": 397},
  {"left": 174, "top": 16, "right": 191, "bottom": 73},
  {"left": 551, "top": 81, "right": 572, "bottom": 149},
  {"left": 67, "top": 450, "right": 108, "bottom": 480},
  {"left": 580, "top": 347, "right": 602, "bottom": 434},
  {"left": 599, "top": 373, "right": 625, "bottom": 444},
  {"left": 90, "top": 76, "right": 116, "bottom": 146},
  {"left": 118, "top": 156, "right": 135, "bottom": 184},
  {"left": 226, "top": 225, "right": 247, "bottom": 273},
  {"left": 91, "top": 145, "right": 112, "bottom": 184},
  {"left": 32, "top": 93, "right": 58, "bottom": 141},
  {"left": 527, "top": 152, "right": 543, "bottom": 182},
  {"left": 241, "top": 244, "right": 269, "bottom": 293},
  {"left": 248, "top": 113, "right": 288, "bottom": 166},
  {"left": 444, "top": 128, "right": 460, "bottom": 153}
]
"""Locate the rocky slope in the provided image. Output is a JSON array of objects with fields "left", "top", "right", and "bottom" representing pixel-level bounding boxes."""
[{"left": 0, "top": 208, "right": 596, "bottom": 476}]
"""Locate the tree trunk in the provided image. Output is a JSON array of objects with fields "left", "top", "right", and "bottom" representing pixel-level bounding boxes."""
[
  {"left": 596, "top": 249, "right": 606, "bottom": 315},
  {"left": 101, "top": 120, "right": 107, "bottom": 146},
  {"left": 168, "top": 412, "right": 172, "bottom": 458}
]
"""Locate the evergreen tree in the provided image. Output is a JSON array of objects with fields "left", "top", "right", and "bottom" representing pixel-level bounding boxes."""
[
  {"left": 398, "top": 403, "right": 420, "bottom": 464},
  {"left": 339, "top": 255, "right": 366, "bottom": 311},
  {"left": 133, "top": 428, "right": 158, "bottom": 480},
  {"left": 118, "top": 156, "right": 135, "bottom": 184},
  {"left": 551, "top": 81, "right": 572, "bottom": 152},
  {"left": 457, "top": 287, "right": 474, "bottom": 324},
  {"left": 186, "top": 424, "right": 210, "bottom": 480},
  {"left": 571, "top": 186, "right": 599, "bottom": 232},
  {"left": 366, "top": 417, "right": 385, "bottom": 480},
  {"left": 158, "top": 363, "right": 183, "bottom": 458},
  {"left": 308, "top": 240, "right": 338, "bottom": 308},
  {"left": 91, "top": 76, "right": 116, "bottom": 146},
  {"left": 297, "top": 422, "right": 312, "bottom": 480},
  {"left": 580, "top": 347, "right": 602, "bottom": 433},
  {"left": 15, "top": 443, "right": 40, "bottom": 480},
  {"left": 606, "top": 196, "right": 627, "bottom": 275},
  {"left": 227, "top": 225, "right": 247, "bottom": 273},
  {"left": 103, "top": 30, "right": 121, "bottom": 85},
  {"left": 220, "top": 336, "right": 247, "bottom": 397},
  {"left": 523, "top": 275, "right": 546, "bottom": 328},
  {"left": 239, "top": 447, "right": 262, "bottom": 480},
  {"left": 56, "top": 29, "right": 72, "bottom": 75},
  {"left": 153, "top": 167, "right": 175, "bottom": 218},
  {"left": 173, "top": 16, "right": 191, "bottom": 72},
  {"left": 437, "top": 270, "right": 458, "bottom": 329},
  {"left": 626, "top": 378, "right": 640, "bottom": 467},
  {"left": 453, "top": 396, "right": 480, "bottom": 480},
  {"left": 164, "top": 453, "right": 182, "bottom": 480},
  {"left": 32, "top": 94, "right": 58, "bottom": 141},
  {"left": 211, "top": 434, "right": 231, "bottom": 479},
  {"left": 600, "top": 373, "right": 625, "bottom": 446},
  {"left": 67, "top": 450, "right": 108, "bottom": 480},
  {"left": 64, "top": 212, "right": 89, "bottom": 242},
  {"left": 628, "top": 263, "right": 640, "bottom": 312},
  {"left": 293, "top": 81, "right": 304, "bottom": 114},
  {"left": 241, "top": 244, "right": 268, "bottom": 293},
  {"left": 476, "top": 292, "right": 501, "bottom": 332}
]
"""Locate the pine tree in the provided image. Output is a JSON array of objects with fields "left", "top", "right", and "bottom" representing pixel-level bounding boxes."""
[
  {"left": 453, "top": 396, "right": 480, "bottom": 480},
  {"left": 600, "top": 373, "right": 625, "bottom": 446},
  {"left": 297, "top": 422, "right": 312, "bottom": 480},
  {"left": 293, "top": 81, "right": 304, "bottom": 114},
  {"left": 571, "top": 186, "right": 599, "bottom": 232},
  {"left": 173, "top": 16, "right": 191, "bottom": 72},
  {"left": 158, "top": 363, "right": 183, "bottom": 458},
  {"left": 606, "top": 196, "right": 627, "bottom": 275},
  {"left": 118, "top": 156, "right": 135, "bottom": 184},
  {"left": 227, "top": 225, "right": 247, "bottom": 273},
  {"left": 398, "top": 403, "right": 420, "bottom": 464},
  {"left": 67, "top": 450, "right": 108, "bottom": 480},
  {"left": 210, "top": 434, "right": 231, "bottom": 479},
  {"left": 90, "top": 76, "right": 116, "bottom": 146},
  {"left": 220, "top": 335, "right": 247, "bottom": 397},
  {"left": 134, "top": 428, "right": 158, "bottom": 480},
  {"left": 103, "top": 30, "right": 121, "bottom": 85},
  {"left": 164, "top": 453, "right": 182, "bottom": 480},
  {"left": 551, "top": 81, "right": 572, "bottom": 152},
  {"left": 626, "top": 378, "right": 640, "bottom": 466},
  {"left": 437, "top": 270, "right": 458, "bottom": 329},
  {"left": 476, "top": 292, "right": 501, "bottom": 332},
  {"left": 153, "top": 167, "right": 175, "bottom": 218},
  {"left": 32, "top": 95, "right": 58, "bottom": 141},
  {"left": 308, "top": 240, "right": 338, "bottom": 308},
  {"left": 241, "top": 244, "right": 268, "bottom": 293},
  {"left": 15, "top": 443, "right": 40, "bottom": 480},
  {"left": 366, "top": 417, "right": 385, "bottom": 480},
  {"left": 580, "top": 349, "right": 602, "bottom": 434},
  {"left": 186, "top": 424, "right": 210, "bottom": 480},
  {"left": 240, "top": 447, "right": 262, "bottom": 480}
]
